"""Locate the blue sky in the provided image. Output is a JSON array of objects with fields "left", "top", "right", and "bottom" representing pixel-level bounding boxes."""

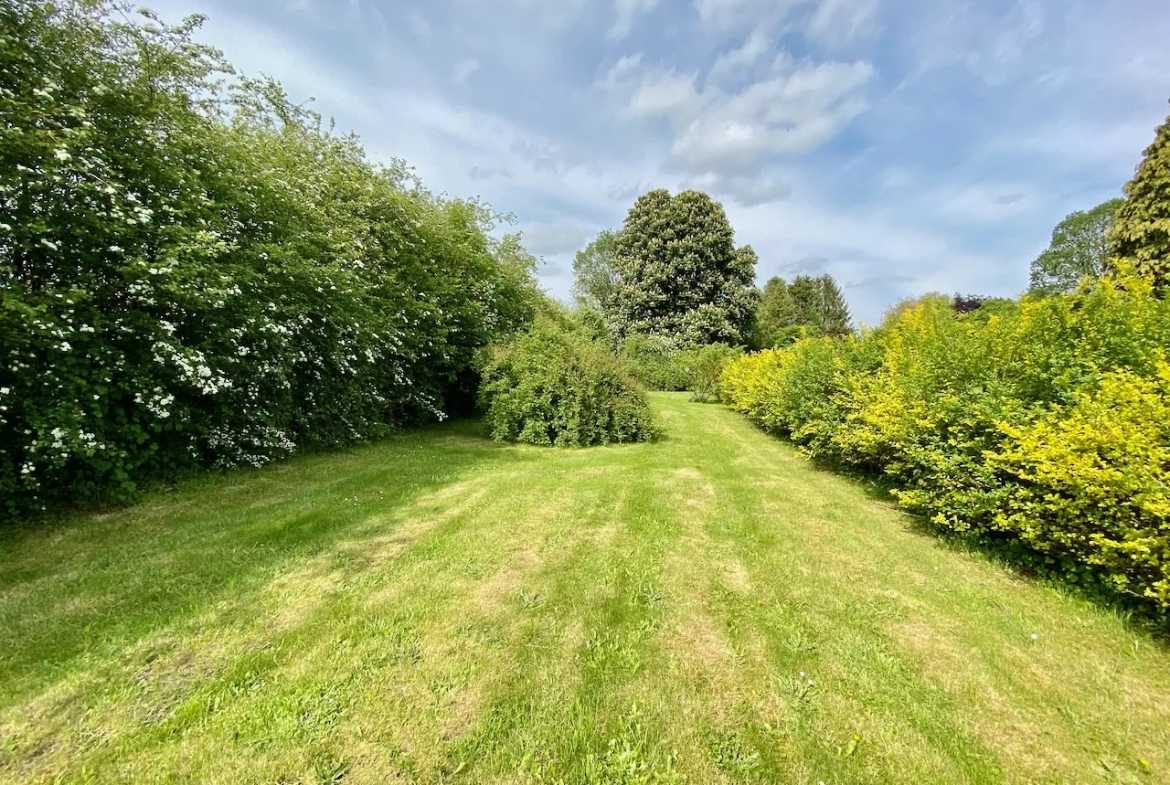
[{"left": 149, "top": 0, "right": 1169, "bottom": 325}]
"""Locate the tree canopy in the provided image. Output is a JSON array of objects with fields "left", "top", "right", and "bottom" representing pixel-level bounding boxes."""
[
  {"left": 1029, "top": 199, "right": 1124, "bottom": 295},
  {"left": 1110, "top": 108, "right": 1170, "bottom": 290},
  {"left": 607, "top": 189, "right": 758, "bottom": 347},
  {"left": 755, "top": 274, "right": 852, "bottom": 346},
  {"left": 0, "top": 1, "right": 539, "bottom": 521},
  {"left": 572, "top": 229, "right": 621, "bottom": 312}
]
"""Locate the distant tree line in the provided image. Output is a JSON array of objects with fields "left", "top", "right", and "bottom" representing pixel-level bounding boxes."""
[{"left": 754, "top": 274, "right": 852, "bottom": 347}]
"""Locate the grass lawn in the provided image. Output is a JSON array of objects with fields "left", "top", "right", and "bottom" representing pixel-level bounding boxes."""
[{"left": 1, "top": 393, "right": 1168, "bottom": 784}]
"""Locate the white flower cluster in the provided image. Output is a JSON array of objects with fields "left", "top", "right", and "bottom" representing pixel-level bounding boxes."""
[
  {"left": 136, "top": 387, "right": 176, "bottom": 419},
  {"left": 152, "top": 341, "right": 232, "bottom": 396},
  {"left": 205, "top": 423, "right": 297, "bottom": 469}
]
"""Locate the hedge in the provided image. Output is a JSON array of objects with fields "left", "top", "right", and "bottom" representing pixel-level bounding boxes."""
[
  {"left": 721, "top": 274, "right": 1170, "bottom": 614},
  {"left": 0, "top": 2, "right": 538, "bottom": 521}
]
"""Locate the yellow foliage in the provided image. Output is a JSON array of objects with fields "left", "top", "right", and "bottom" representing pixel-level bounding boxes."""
[
  {"left": 721, "top": 274, "right": 1170, "bottom": 613},
  {"left": 990, "top": 361, "right": 1170, "bottom": 605}
]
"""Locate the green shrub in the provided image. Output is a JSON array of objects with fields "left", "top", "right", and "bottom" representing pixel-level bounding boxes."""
[
  {"left": 618, "top": 335, "right": 689, "bottom": 391},
  {"left": 678, "top": 344, "right": 742, "bottom": 402},
  {"left": 479, "top": 320, "right": 657, "bottom": 447},
  {"left": 721, "top": 273, "right": 1170, "bottom": 616}
]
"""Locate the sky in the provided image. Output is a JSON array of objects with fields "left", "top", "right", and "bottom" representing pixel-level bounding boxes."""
[{"left": 148, "top": 0, "right": 1170, "bottom": 325}]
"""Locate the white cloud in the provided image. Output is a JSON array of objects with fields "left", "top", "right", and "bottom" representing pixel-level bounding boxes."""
[
  {"left": 519, "top": 222, "right": 592, "bottom": 256},
  {"left": 609, "top": 0, "right": 662, "bottom": 40},
  {"left": 930, "top": 182, "right": 1040, "bottom": 223},
  {"left": 904, "top": 0, "right": 1047, "bottom": 85},
  {"left": 407, "top": 13, "right": 431, "bottom": 40},
  {"left": 995, "top": 118, "right": 1156, "bottom": 172},
  {"left": 605, "top": 52, "right": 873, "bottom": 174},
  {"left": 682, "top": 171, "right": 793, "bottom": 206},
  {"left": 471, "top": 0, "right": 591, "bottom": 30},
  {"left": 694, "top": 0, "right": 800, "bottom": 29},
  {"left": 708, "top": 27, "right": 771, "bottom": 83},
  {"left": 727, "top": 197, "right": 1015, "bottom": 324},
  {"left": 143, "top": 0, "right": 1170, "bottom": 323},
  {"left": 807, "top": 0, "right": 880, "bottom": 45},
  {"left": 694, "top": 0, "right": 879, "bottom": 44}
]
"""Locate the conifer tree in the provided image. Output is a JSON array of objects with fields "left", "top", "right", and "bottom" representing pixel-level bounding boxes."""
[
  {"left": 755, "top": 274, "right": 852, "bottom": 345},
  {"left": 817, "top": 275, "right": 853, "bottom": 337},
  {"left": 755, "top": 276, "right": 797, "bottom": 346}
]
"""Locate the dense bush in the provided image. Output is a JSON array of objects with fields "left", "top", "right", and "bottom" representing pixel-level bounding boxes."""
[
  {"left": 0, "top": 2, "right": 538, "bottom": 521},
  {"left": 678, "top": 343, "right": 741, "bottom": 403},
  {"left": 721, "top": 275, "right": 1170, "bottom": 614},
  {"left": 478, "top": 319, "right": 657, "bottom": 446},
  {"left": 617, "top": 334, "right": 690, "bottom": 391}
]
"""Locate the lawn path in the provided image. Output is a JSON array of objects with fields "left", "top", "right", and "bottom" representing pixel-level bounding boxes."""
[{"left": 1, "top": 393, "right": 1168, "bottom": 784}]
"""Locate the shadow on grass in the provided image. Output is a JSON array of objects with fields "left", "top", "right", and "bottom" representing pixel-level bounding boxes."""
[{"left": 0, "top": 418, "right": 524, "bottom": 702}]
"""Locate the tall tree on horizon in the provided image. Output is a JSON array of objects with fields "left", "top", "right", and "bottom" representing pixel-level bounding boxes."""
[
  {"left": 789, "top": 274, "right": 853, "bottom": 338},
  {"left": 755, "top": 276, "right": 797, "bottom": 346},
  {"left": 572, "top": 229, "right": 621, "bottom": 312},
  {"left": 608, "top": 189, "right": 758, "bottom": 347},
  {"left": 754, "top": 273, "right": 853, "bottom": 346},
  {"left": 1029, "top": 199, "right": 1124, "bottom": 295},
  {"left": 816, "top": 274, "right": 854, "bottom": 337}
]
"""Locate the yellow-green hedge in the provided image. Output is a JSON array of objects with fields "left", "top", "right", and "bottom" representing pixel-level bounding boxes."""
[{"left": 722, "top": 274, "right": 1170, "bottom": 613}]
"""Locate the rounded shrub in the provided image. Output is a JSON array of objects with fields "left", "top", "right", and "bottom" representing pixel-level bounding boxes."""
[{"left": 479, "top": 320, "right": 657, "bottom": 447}]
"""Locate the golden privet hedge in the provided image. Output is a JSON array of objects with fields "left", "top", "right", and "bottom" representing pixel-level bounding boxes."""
[{"left": 721, "top": 274, "right": 1170, "bottom": 615}]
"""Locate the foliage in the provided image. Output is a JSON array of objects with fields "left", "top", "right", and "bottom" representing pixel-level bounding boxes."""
[
  {"left": 478, "top": 318, "right": 657, "bottom": 446},
  {"left": 677, "top": 343, "right": 741, "bottom": 403},
  {"left": 0, "top": 2, "right": 538, "bottom": 522},
  {"left": 618, "top": 334, "right": 690, "bottom": 392},
  {"left": 1029, "top": 199, "right": 1124, "bottom": 295},
  {"left": 608, "top": 190, "right": 758, "bottom": 347},
  {"left": 881, "top": 292, "right": 949, "bottom": 325},
  {"left": 754, "top": 274, "right": 852, "bottom": 346},
  {"left": 573, "top": 229, "right": 621, "bottom": 312},
  {"left": 1110, "top": 108, "right": 1170, "bottom": 289},
  {"left": 990, "top": 364, "right": 1170, "bottom": 605},
  {"left": 788, "top": 274, "right": 853, "bottom": 337},
  {"left": 722, "top": 273, "right": 1170, "bottom": 615},
  {"left": 754, "top": 277, "right": 797, "bottom": 347}
]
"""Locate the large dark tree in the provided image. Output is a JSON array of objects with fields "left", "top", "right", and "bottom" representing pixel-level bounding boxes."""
[
  {"left": 1029, "top": 199, "right": 1123, "bottom": 295},
  {"left": 1110, "top": 107, "right": 1170, "bottom": 290},
  {"left": 608, "top": 189, "right": 758, "bottom": 347}
]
